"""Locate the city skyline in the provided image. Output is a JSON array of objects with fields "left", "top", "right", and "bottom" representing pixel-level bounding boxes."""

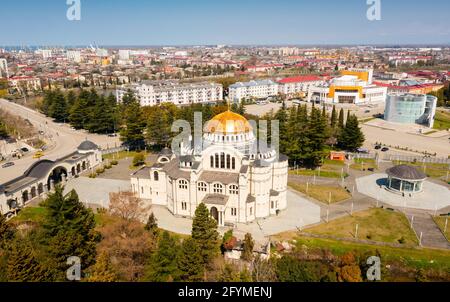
[{"left": 1, "top": 0, "right": 450, "bottom": 46}]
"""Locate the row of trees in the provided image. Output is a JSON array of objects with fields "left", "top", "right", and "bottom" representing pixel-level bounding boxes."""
[{"left": 40, "top": 89, "right": 119, "bottom": 134}]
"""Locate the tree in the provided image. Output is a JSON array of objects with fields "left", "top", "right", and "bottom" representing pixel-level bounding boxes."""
[
  {"left": 276, "top": 256, "right": 327, "bottom": 282},
  {"left": 6, "top": 238, "right": 45, "bottom": 282},
  {"left": 119, "top": 91, "right": 145, "bottom": 149},
  {"left": 177, "top": 237, "right": 204, "bottom": 282},
  {"left": 241, "top": 233, "right": 254, "bottom": 261},
  {"left": 132, "top": 152, "right": 146, "bottom": 167},
  {"left": 86, "top": 251, "right": 117, "bottom": 282},
  {"left": 69, "top": 90, "right": 89, "bottom": 129},
  {"left": 330, "top": 105, "right": 337, "bottom": 128},
  {"left": 338, "top": 108, "right": 345, "bottom": 129},
  {"left": 41, "top": 186, "right": 98, "bottom": 280},
  {"left": 109, "top": 191, "right": 149, "bottom": 222},
  {"left": 0, "top": 213, "right": 14, "bottom": 249},
  {"left": 251, "top": 255, "right": 277, "bottom": 282},
  {"left": 144, "top": 213, "right": 158, "bottom": 236},
  {"left": 304, "top": 107, "right": 329, "bottom": 167},
  {"left": 191, "top": 203, "right": 219, "bottom": 266},
  {"left": 337, "top": 252, "right": 362, "bottom": 282},
  {"left": 147, "top": 231, "right": 179, "bottom": 282},
  {"left": 338, "top": 114, "right": 365, "bottom": 151},
  {"left": 49, "top": 90, "right": 69, "bottom": 123}
]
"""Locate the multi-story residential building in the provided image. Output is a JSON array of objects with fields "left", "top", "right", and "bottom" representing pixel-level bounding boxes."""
[
  {"left": 276, "top": 75, "right": 324, "bottom": 98},
  {"left": 0, "top": 59, "right": 8, "bottom": 78},
  {"left": 307, "top": 68, "right": 387, "bottom": 105},
  {"left": 116, "top": 81, "right": 223, "bottom": 106},
  {"left": 229, "top": 80, "right": 279, "bottom": 103},
  {"left": 9, "top": 76, "right": 41, "bottom": 91},
  {"left": 66, "top": 50, "right": 82, "bottom": 63}
]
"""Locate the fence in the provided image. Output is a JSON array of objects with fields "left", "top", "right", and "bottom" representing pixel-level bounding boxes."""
[
  {"left": 101, "top": 146, "right": 127, "bottom": 155},
  {"left": 385, "top": 154, "right": 450, "bottom": 165}
]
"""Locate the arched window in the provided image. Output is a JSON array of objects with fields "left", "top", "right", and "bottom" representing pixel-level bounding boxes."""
[
  {"left": 213, "top": 183, "right": 223, "bottom": 194},
  {"left": 198, "top": 182, "right": 207, "bottom": 192},
  {"left": 179, "top": 179, "right": 188, "bottom": 190},
  {"left": 215, "top": 153, "right": 219, "bottom": 168},
  {"left": 154, "top": 171, "right": 159, "bottom": 181},
  {"left": 226, "top": 154, "right": 231, "bottom": 169},
  {"left": 229, "top": 185, "right": 239, "bottom": 195},
  {"left": 220, "top": 153, "right": 225, "bottom": 168}
]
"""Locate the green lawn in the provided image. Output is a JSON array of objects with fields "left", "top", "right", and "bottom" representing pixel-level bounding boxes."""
[
  {"left": 434, "top": 216, "right": 449, "bottom": 241},
  {"left": 9, "top": 207, "right": 47, "bottom": 224},
  {"left": 290, "top": 160, "right": 348, "bottom": 179},
  {"left": 290, "top": 236, "right": 450, "bottom": 271},
  {"left": 304, "top": 208, "right": 418, "bottom": 246},
  {"left": 351, "top": 158, "right": 378, "bottom": 171},
  {"left": 433, "top": 110, "right": 450, "bottom": 131},
  {"left": 288, "top": 182, "right": 351, "bottom": 204},
  {"left": 102, "top": 150, "right": 150, "bottom": 161},
  {"left": 393, "top": 161, "right": 450, "bottom": 179}
]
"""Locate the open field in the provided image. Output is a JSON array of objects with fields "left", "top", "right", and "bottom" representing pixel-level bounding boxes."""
[
  {"left": 351, "top": 158, "right": 378, "bottom": 171},
  {"left": 392, "top": 161, "right": 450, "bottom": 180},
  {"left": 272, "top": 231, "right": 450, "bottom": 271},
  {"left": 304, "top": 208, "right": 418, "bottom": 246},
  {"left": 288, "top": 182, "right": 351, "bottom": 204},
  {"left": 434, "top": 110, "right": 450, "bottom": 131},
  {"left": 289, "top": 159, "right": 348, "bottom": 179}
]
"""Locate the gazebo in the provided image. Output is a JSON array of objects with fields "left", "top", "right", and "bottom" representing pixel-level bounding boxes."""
[{"left": 385, "top": 165, "right": 427, "bottom": 194}]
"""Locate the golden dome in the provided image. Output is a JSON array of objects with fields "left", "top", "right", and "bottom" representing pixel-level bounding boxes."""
[{"left": 204, "top": 111, "right": 253, "bottom": 134}]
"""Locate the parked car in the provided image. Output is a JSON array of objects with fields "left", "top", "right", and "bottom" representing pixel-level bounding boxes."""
[
  {"left": 33, "top": 151, "right": 44, "bottom": 159},
  {"left": 108, "top": 133, "right": 118, "bottom": 137},
  {"left": 381, "top": 147, "right": 389, "bottom": 152},
  {"left": 374, "top": 145, "right": 382, "bottom": 150},
  {"left": 20, "top": 147, "right": 29, "bottom": 153},
  {"left": 2, "top": 162, "right": 15, "bottom": 168}
]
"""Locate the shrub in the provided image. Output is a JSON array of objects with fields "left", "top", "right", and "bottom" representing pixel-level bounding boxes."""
[
  {"left": 89, "top": 173, "right": 97, "bottom": 178},
  {"left": 132, "top": 152, "right": 145, "bottom": 167},
  {"left": 96, "top": 168, "right": 105, "bottom": 174},
  {"left": 111, "top": 160, "right": 118, "bottom": 166},
  {"left": 105, "top": 164, "right": 112, "bottom": 169}
]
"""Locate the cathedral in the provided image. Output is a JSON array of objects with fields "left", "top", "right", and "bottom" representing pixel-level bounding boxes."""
[{"left": 131, "top": 110, "right": 288, "bottom": 226}]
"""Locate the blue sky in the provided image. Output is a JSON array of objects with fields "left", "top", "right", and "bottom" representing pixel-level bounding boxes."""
[{"left": 2, "top": 0, "right": 450, "bottom": 46}]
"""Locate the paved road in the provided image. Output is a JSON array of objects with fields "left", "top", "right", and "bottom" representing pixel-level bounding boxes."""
[
  {"left": 406, "top": 212, "right": 450, "bottom": 250},
  {"left": 0, "top": 98, "right": 120, "bottom": 184}
]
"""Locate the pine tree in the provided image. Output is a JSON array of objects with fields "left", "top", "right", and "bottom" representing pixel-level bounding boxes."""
[
  {"left": 177, "top": 237, "right": 204, "bottom": 282},
  {"left": 148, "top": 231, "right": 179, "bottom": 282},
  {"left": 41, "top": 186, "right": 98, "bottom": 280},
  {"left": 119, "top": 91, "right": 145, "bottom": 148},
  {"left": 0, "top": 213, "right": 13, "bottom": 249},
  {"left": 69, "top": 91, "right": 89, "bottom": 129},
  {"left": 86, "top": 251, "right": 117, "bottom": 282},
  {"left": 274, "top": 102, "right": 289, "bottom": 155},
  {"left": 241, "top": 233, "right": 255, "bottom": 261},
  {"left": 338, "top": 114, "right": 365, "bottom": 151},
  {"left": 49, "top": 90, "right": 69, "bottom": 123},
  {"left": 6, "top": 238, "right": 45, "bottom": 282},
  {"left": 191, "top": 203, "right": 219, "bottom": 265},
  {"left": 144, "top": 213, "right": 159, "bottom": 236},
  {"left": 304, "top": 107, "right": 329, "bottom": 167}
]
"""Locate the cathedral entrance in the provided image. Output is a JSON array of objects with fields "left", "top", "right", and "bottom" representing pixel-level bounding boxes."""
[{"left": 210, "top": 207, "right": 219, "bottom": 221}]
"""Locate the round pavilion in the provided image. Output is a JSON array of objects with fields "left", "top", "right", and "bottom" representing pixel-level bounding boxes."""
[{"left": 385, "top": 165, "right": 427, "bottom": 194}]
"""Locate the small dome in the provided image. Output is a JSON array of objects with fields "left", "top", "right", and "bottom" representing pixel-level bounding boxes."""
[
  {"left": 78, "top": 140, "right": 99, "bottom": 151},
  {"left": 386, "top": 165, "right": 427, "bottom": 180},
  {"left": 204, "top": 111, "right": 252, "bottom": 134}
]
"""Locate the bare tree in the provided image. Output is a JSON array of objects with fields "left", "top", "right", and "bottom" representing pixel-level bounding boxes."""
[{"left": 109, "top": 191, "right": 149, "bottom": 222}]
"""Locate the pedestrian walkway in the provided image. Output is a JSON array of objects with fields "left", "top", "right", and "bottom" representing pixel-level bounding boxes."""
[{"left": 407, "top": 213, "right": 450, "bottom": 249}]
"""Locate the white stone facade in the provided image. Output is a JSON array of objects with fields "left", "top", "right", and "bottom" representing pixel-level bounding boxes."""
[{"left": 131, "top": 111, "right": 289, "bottom": 226}]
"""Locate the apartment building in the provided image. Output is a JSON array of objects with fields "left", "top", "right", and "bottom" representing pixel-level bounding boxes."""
[
  {"left": 116, "top": 81, "right": 223, "bottom": 106},
  {"left": 229, "top": 80, "right": 278, "bottom": 103}
]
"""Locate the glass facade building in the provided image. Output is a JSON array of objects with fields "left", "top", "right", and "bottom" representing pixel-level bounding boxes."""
[{"left": 384, "top": 94, "right": 437, "bottom": 128}]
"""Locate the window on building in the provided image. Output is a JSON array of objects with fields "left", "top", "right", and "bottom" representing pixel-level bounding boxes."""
[
  {"left": 220, "top": 153, "right": 225, "bottom": 168},
  {"left": 181, "top": 202, "right": 187, "bottom": 211},
  {"left": 141, "top": 187, "right": 144, "bottom": 194},
  {"left": 198, "top": 182, "right": 207, "bottom": 192},
  {"left": 179, "top": 180, "right": 188, "bottom": 190},
  {"left": 229, "top": 185, "right": 238, "bottom": 195},
  {"left": 231, "top": 208, "right": 237, "bottom": 216},
  {"left": 213, "top": 183, "right": 223, "bottom": 194},
  {"left": 215, "top": 153, "right": 219, "bottom": 168},
  {"left": 249, "top": 207, "right": 253, "bottom": 216},
  {"left": 232, "top": 157, "right": 236, "bottom": 170},
  {"left": 226, "top": 154, "right": 231, "bottom": 169},
  {"left": 210, "top": 156, "right": 214, "bottom": 168},
  {"left": 271, "top": 201, "right": 274, "bottom": 209},
  {"left": 153, "top": 171, "right": 159, "bottom": 181}
]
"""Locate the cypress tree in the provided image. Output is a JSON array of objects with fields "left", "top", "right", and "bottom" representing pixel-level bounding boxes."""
[
  {"left": 49, "top": 90, "right": 69, "bottom": 123},
  {"left": 144, "top": 213, "right": 159, "bottom": 236},
  {"left": 119, "top": 91, "right": 145, "bottom": 148},
  {"left": 338, "top": 108, "right": 345, "bottom": 129},
  {"left": 241, "top": 233, "right": 255, "bottom": 262},
  {"left": 330, "top": 105, "right": 337, "bottom": 128},
  {"left": 148, "top": 231, "right": 179, "bottom": 282},
  {"left": 177, "top": 238, "right": 204, "bottom": 282},
  {"left": 191, "top": 203, "right": 219, "bottom": 265}
]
